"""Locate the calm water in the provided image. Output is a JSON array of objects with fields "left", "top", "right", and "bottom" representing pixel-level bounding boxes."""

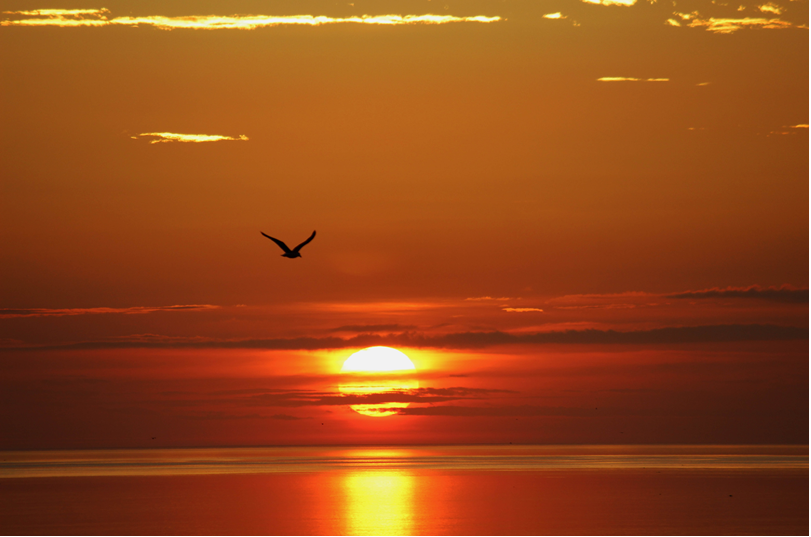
[{"left": 1, "top": 445, "right": 807, "bottom": 535}]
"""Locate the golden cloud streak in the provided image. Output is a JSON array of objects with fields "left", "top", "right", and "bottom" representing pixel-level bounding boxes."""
[
  {"left": 1, "top": 10, "right": 502, "bottom": 29},
  {"left": 758, "top": 3, "right": 784, "bottom": 15},
  {"left": 502, "top": 307, "right": 544, "bottom": 312},
  {"left": 133, "top": 132, "right": 249, "bottom": 144},
  {"left": 673, "top": 13, "right": 805, "bottom": 33},
  {"left": 597, "top": 77, "right": 669, "bottom": 81},
  {"left": 543, "top": 13, "right": 566, "bottom": 19},
  {"left": 8, "top": 8, "right": 109, "bottom": 16},
  {"left": 581, "top": 0, "right": 637, "bottom": 6}
]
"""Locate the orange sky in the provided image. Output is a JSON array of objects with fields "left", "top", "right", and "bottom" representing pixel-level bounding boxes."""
[{"left": 0, "top": 0, "right": 807, "bottom": 449}]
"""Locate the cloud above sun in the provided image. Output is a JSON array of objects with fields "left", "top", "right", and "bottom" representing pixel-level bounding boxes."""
[
  {"left": 5, "top": 323, "right": 805, "bottom": 351},
  {"left": 1, "top": 9, "right": 502, "bottom": 29}
]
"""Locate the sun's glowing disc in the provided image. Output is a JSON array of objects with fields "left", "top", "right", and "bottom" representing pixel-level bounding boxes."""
[{"left": 339, "top": 347, "right": 418, "bottom": 417}]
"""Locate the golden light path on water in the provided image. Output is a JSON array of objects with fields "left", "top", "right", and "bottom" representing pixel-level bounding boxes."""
[
  {"left": 339, "top": 347, "right": 418, "bottom": 417},
  {"left": 343, "top": 471, "right": 415, "bottom": 535},
  {"left": 1, "top": 9, "right": 502, "bottom": 29}
]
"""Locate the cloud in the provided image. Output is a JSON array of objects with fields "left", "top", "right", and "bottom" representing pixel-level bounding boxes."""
[
  {"left": 758, "top": 3, "right": 784, "bottom": 14},
  {"left": 329, "top": 324, "right": 418, "bottom": 333},
  {"left": 1, "top": 10, "right": 502, "bottom": 29},
  {"left": 543, "top": 13, "right": 567, "bottom": 19},
  {"left": 245, "top": 387, "right": 513, "bottom": 408},
  {"left": 465, "top": 296, "right": 514, "bottom": 301},
  {"left": 581, "top": 0, "right": 637, "bottom": 6},
  {"left": 676, "top": 14, "right": 805, "bottom": 33},
  {"left": 597, "top": 77, "right": 669, "bottom": 82},
  {"left": 0, "top": 304, "right": 220, "bottom": 318},
  {"left": 7, "top": 9, "right": 107, "bottom": 16},
  {"left": 769, "top": 124, "right": 810, "bottom": 136},
  {"left": 502, "top": 307, "right": 544, "bottom": 313},
  {"left": 6, "top": 324, "right": 805, "bottom": 351},
  {"left": 395, "top": 405, "right": 601, "bottom": 417},
  {"left": 132, "top": 132, "right": 248, "bottom": 144},
  {"left": 666, "top": 285, "right": 808, "bottom": 304}
]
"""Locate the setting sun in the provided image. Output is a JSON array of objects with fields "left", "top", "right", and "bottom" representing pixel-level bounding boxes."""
[{"left": 340, "top": 347, "right": 418, "bottom": 417}]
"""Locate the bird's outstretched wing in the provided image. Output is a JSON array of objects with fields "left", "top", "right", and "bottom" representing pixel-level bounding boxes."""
[
  {"left": 292, "top": 230, "right": 317, "bottom": 253},
  {"left": 261, "top": 232, "right": 292, "bottom": 254}
]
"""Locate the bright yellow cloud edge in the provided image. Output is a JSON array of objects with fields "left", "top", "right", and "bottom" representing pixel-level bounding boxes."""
[
  {"left": 1, "top": 9, "right": 502, "bottom": 29},
  {"left": 133, "top": 133, "right": 249, "bottom": 144}
]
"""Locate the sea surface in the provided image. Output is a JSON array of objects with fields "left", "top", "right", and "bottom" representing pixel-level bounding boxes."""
[{"left": 1, "top": 445, "right": 807, "bottom": 535}]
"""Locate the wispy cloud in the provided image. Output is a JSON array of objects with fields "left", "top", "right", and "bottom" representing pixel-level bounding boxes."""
[
  {"left": 674, "top": 13, "right": 805, "bottom": 33},
  {"left": 6, "top": 324, "right": 805, "bottom": 350},
  {"left": 396, "top": 405, "right": 601, "bottom": 417},
  {"left": 502, "top": 307, "right": 544, "bottom": 313},
  {"left": 758, "top": 3, "right": 784, "bottom": 15},
  {"left": 1, "top": 9, "right": 502, "bottom": 29},
  {"left": 132, "top": 132, "right": 248, "bottom": 144},
  {"left": 769, "top": 124, "right": 809, "bottom": 135},
  {"left": 328, "top": 324, "right": 418, "bottom": 333},
  {"left": 581, "top": 0, "right": 637, "bottom": 6},
  {"left": 245, "top": 387, "right": 512, "bottom": 408},
  {"left": 8, "top": 9, "right": 106, "bottom": 16},
  {"left": 543, "top": 13, "right": 567, "bottom": 19},
  {"left": 0, "top": 305, "right": 220, "bottom": 318},
  {"left": 598, "top": 77, "right": 669, "bottom": 82},
  {"left": 666, "top": 285, "right": 808, "bottom": 304},
  {"left": 465, "top": 296, "right": 514, "bottom": 301}
]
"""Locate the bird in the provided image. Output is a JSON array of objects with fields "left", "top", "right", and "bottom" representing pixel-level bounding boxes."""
[{"left": 261, "top": 230, "right": 316, "bottom": 258}]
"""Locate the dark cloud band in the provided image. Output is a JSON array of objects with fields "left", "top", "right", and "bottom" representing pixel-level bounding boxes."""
[{"left": 4, "top": 323, "right": 806, "bottom": 351}]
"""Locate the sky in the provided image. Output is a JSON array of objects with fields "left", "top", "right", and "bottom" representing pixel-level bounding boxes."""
[{"left": 0, "top": 0, "right": 808, "bottom": 449}]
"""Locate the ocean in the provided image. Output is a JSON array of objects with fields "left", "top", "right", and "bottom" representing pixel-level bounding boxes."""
[{"left": 1, "top": 445, "right": 807, "bottom": 535}]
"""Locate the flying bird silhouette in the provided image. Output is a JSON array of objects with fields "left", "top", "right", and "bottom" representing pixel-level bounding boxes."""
[{"left": 261, "top": 230, "right": 316, "bottom": 258}]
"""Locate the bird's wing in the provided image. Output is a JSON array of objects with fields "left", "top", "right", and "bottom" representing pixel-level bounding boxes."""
[
  {"left": 261, "top": 232, "right": 292, "bottom": 253},
  {"left": 292, "top": 230, "right": 317, "bottom": 252}
]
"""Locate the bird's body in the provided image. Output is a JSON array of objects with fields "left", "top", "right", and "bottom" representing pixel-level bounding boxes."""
[{"left": 261, "top": 230, "right": 316, "bottom": 258}]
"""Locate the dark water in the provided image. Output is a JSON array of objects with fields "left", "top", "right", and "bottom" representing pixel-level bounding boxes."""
[{"left": 1, "top": 445, "right": 807, "bottom": 535}]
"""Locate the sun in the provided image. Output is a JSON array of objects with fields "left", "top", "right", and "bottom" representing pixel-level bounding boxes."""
[{"left": 339, "top": 347, "right": 418, "bottom": 417}]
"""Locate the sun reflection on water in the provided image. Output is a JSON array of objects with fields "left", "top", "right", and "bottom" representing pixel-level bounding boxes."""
[{"left": 343, "top": 470, "right": 415, "bottom": 535}]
